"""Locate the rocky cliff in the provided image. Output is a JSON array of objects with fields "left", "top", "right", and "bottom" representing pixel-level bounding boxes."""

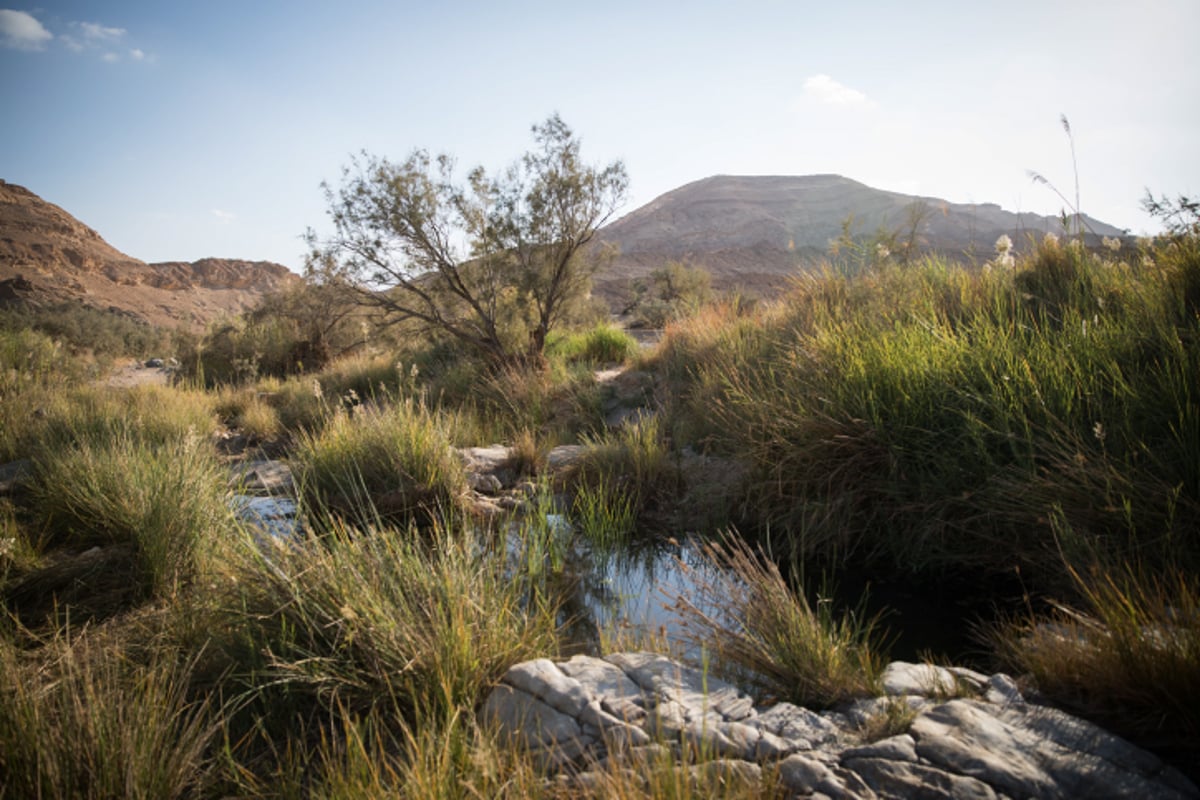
[{"left": 0, "top": 180, "right": 299, "bottom": 330}]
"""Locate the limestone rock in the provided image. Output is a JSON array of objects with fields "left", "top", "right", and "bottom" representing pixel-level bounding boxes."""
[{"left": 480, "top": 652, "right": 1199, "bottom": 799}]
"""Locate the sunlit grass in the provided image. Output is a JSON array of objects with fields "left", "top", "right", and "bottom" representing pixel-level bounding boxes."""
[
  {"left": 0, "top": 630, "right": 221, "bottom": 799},
  {"left": 292, "top": 397, "right": 468, "bottom": 528},
  {"left": 31, "top": 429, "right": 234, "bottom": 602}
]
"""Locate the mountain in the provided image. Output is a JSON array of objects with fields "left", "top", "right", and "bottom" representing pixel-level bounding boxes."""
[
  {"left": 0, "top": 180, "right": 299, "bottom": 330},
  {"left": 595, "top": 174, "right": 1127, "bottom": 300}
]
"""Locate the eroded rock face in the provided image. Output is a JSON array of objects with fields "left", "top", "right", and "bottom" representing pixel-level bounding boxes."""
[{"left": 481, "top": 654, "right": 1198, "bottom": 799}]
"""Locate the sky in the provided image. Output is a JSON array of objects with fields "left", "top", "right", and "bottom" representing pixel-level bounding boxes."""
[{"left": 2, "top": 1, "right": 1198, "bottom": 271}]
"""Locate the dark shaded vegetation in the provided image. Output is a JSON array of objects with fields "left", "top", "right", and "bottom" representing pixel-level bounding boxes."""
[{"left": 0, "top": 301, "right": 169, "bottom": 358}]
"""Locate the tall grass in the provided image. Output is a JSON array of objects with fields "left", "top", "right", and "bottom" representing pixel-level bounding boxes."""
[
  {"left": 991, "top": 561, "right": 1200, "bottom": 761},
  {"left": 0, "top": 632, "right": 221, "bottom": 799},
  {"left": 234, "top": 519, "right": 561, "bottom": 721},
  {"left": 654, "top": 243, "right": 1200, "bottom": 580},
  {"left": 673, "top": 533, "right": 885, "bottom": 708},
  {"left": 293, "top": 397, "right": 468, "bottom": 527},
  {"left": 32, "top": 429, "right": 233, "bottom": 601}
]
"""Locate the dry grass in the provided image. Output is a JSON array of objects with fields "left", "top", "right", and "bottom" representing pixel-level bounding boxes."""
[
  {"left": 991, "top": 561, "right": 1200, "bottom": 758},
  {"left": 672, "top": 532, "right": 885, "bottom": 708}
]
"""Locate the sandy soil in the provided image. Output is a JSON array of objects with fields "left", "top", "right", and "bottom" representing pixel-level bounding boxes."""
[{"left": 103, "top": 359, "right": 174, "bottom": 389}]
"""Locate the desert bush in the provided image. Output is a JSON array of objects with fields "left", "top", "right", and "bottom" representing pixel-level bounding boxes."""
[
  {"left": 0, "top": 302, "right": 168, "bottom": 360},
  {"left": 175, "top": 314, "right": 305, "bottom": 386},
  {"left": 623, "top": 260, "right": 715, "bottom": 328}
]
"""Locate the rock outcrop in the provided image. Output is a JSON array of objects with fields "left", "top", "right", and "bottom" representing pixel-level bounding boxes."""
[{"left": 482, "top": 652, "right": 1197, "bottom": 798}]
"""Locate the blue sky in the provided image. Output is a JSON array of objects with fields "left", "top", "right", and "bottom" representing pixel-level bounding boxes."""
[{"left": 2, "top": 1, "right": 1198, "bottom": 270}]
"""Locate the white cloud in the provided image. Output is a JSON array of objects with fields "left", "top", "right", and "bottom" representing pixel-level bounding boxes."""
[
  {"left": 129, "top": 48, "right": 144, "bottom": 60},
  {"left": 79, "top": 21, "right": 126, "bottom": 42},
  {"left": 101, "top": 51, "right": 119, "bottom": 63},
  {"left": 212, "top": 209, "right": 235, "bottom": 224},
  {"left": 0, "top": 9, "right": 53, "bottom": 50},
  {"left": 802, "top": 74, "right": 873, "bottom": 107}
]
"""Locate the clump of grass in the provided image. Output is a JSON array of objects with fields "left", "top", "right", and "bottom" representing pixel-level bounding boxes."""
[
  {"left": 573, "top": 413, "right": 678, "bottom": 532},
  {"left": 31, "top": 429, "right": 232, "bottom": 601},
  {"left": 547, "top": 322, "right": 639, "bottom": 366},
  {"left": 509, "top": 426, "right": 548, "bottom": 476},
  {"left": 213, "top": 385, "right": 282, "bottom": 441},
  {"left": 856, "top": 697, "right": 920, "bottom": 743},
  {"left": 0, "top": 632, "right": 221, "bottom": 799},
  {"left": 236, "top": 519, "right": 561, "bottom": 721},
  {"left": 474, "top": 359, "right": 605, "bottom": 443},
  {"left": 292, "top": 397, "right": 467, "bottom": 528},
  {"left": 991, "top": 562, "right": 1200, "bottom": 758},
  {"left": 673, "top": 533, "right": 885, "bottom": 708},
  {"left": 572, "top": 475, "right": 638, "bottom": 553}
]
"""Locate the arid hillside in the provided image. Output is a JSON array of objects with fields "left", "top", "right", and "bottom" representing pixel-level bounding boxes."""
[
  {"left": 0, "top": 180, "right": 299, "bottom": 330},
  {"left": 595, "top": 174, "right": 1127, "bottom": 300}
]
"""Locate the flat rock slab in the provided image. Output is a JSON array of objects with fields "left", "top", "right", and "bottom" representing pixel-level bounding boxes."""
[{"left": 481, "top": 652, "right": 1198, "bottom": 799}]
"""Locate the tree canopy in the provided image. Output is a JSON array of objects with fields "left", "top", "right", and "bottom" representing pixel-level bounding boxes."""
[{"left": 305, "top": 115, "right": 628, "bottom": 365}]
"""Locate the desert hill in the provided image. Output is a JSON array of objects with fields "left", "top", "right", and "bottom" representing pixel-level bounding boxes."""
[
  {"left": 595, "top": 174, "right": 1128, "bottom": 299},
  {"left": 0, "top": 180, "right": 299, "bottom": 330}
]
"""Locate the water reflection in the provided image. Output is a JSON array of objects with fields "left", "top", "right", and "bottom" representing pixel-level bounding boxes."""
[{"left": 563, "top": 535, "right": 737, "bottom": 657}]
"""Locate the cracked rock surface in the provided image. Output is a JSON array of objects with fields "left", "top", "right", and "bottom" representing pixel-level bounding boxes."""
[{"left": 481, "top": 653, "right": 1198, "bottom": 798}]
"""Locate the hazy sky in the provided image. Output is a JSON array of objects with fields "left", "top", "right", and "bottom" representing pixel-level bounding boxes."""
[{"left": 2, "top": 1, "right": 1197, "bottom": 269}]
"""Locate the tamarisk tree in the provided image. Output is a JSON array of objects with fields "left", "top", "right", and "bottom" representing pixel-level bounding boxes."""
[{"left": 305, "top": 114, "right": 628, "bottom": 365}]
